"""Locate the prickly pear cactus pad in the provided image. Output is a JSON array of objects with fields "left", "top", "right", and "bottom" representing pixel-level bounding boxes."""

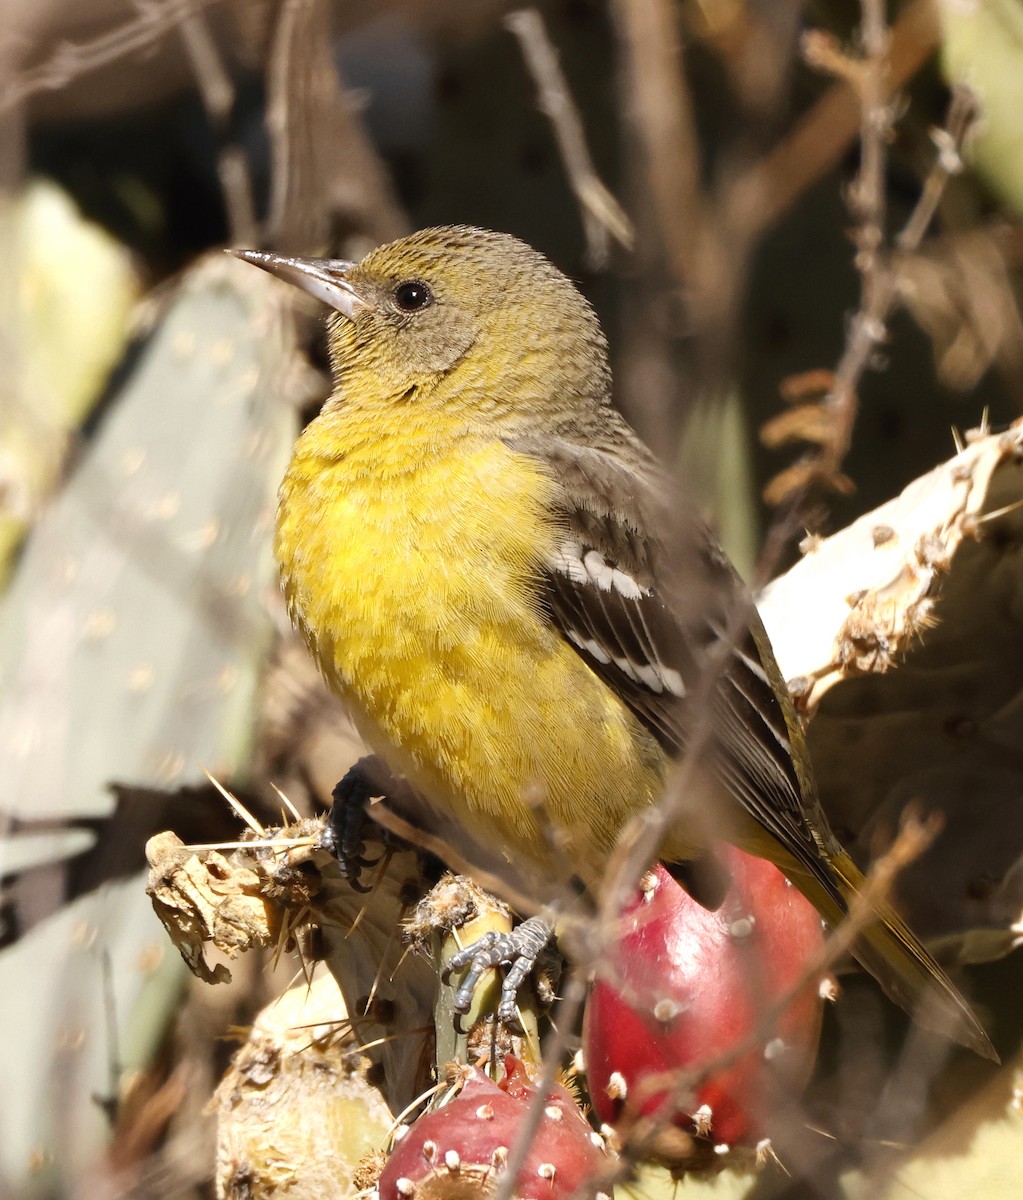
[
  {"left": 0, "top": 254, "right": 300, "bottom": 1187},
  {"left": 0, "top": 180, "right": 140, "bottom": 579},
  {"left": 759, "top": 422, "right": 1023, "bottom": 957}
]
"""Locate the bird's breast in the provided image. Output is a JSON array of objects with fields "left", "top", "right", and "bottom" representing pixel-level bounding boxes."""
[{"left": 274, "top": 405, "right": 665, "bottom": 873}]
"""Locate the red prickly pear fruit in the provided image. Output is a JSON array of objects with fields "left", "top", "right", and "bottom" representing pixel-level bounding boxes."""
[
  {"left": 583, "top": 852, "right": 826, "bottom": 1151},
  {"left": 377, "top": 1056, "right": 609, "bottom": 1199}
]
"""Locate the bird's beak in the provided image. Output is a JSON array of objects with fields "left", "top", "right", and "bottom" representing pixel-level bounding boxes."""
[{"left": 227, "top": 249, "right": 365, "bottom": 319}]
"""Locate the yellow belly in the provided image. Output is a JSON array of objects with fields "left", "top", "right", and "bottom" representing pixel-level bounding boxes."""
[{"left": 275, "top": 405, "right": 665, "bottom": 877}]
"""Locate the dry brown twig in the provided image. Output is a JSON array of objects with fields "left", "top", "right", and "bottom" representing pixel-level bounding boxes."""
[
  {"left": 611, "top": 0, "right": 708, "bottom": 295},
  {"left": 505, "top": 8, "right": 633, "bottom": 268},
  {"left": 367, "top": 803, "right": 541, "bottom": 922},
  {"left": 761, "top": 60, "right": 982, "bottom": 507},
  {"left": 761, "top": 0, "right": 894, "bottom": 504},
  {"left": 852, "top": 0, "right": 891, "bottom": 295},
  {"left": 177, "top": 8, "right": 257, "bottom": 246},
  {"left": 488, "top": 965, "right": 608, "bottom": 1200},
  {"left": 0, "top": 0, "right": 225, "bottom": 115},
  {"left": 735, "top": 0, "right": 942, "bottom": 241},
  {"left": 264, "top": 0, "right": 407, "bottom": 254}
]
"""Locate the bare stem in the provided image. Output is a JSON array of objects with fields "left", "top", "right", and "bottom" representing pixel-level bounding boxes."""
[
  {"left": 505, "top": 8, "right": 632, "bottom": 267},
  {"left": 489, "top": 968, "right": 596, "bottom": 1200},
  {"left": 818, "top": 0, "right": 892, "bottom": 478},
  {"left": 612, "top": 0, "right": 705, "bottom": 287},
  {"left": 178, "top": 10, "right": 256, "bottom": 246},
  {"left": 897, "top": 85, "right": 980, "bottom": 253},
  {"left": 733, "top": 0, "right": 940, "bottom": 241},
  {"left": 763, "top": 53, "right": 981, "bottom": 507},
  {"left": 0, "top": 0, "right": 224, "bottom": 115}
]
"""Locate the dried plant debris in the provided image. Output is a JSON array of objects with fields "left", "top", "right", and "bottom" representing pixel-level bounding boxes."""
[
  {"left": 760, "top": 420, "right": 1023, "bottom": 958},
  {"left": 146, "top": 810, "right": 439, "bottom": 1114},
  {"left": 146, "top": 830, "right": 284, "bottom": 985}
]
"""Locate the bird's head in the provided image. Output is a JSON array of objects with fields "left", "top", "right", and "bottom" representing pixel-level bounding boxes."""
[{"left": 231, "top": 226, "right": 612, "bottom": 434}]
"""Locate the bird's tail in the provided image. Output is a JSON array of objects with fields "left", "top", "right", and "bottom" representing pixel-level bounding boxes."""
[{"left": 805, "top": 851, "right": 997, "bottom": 1062}]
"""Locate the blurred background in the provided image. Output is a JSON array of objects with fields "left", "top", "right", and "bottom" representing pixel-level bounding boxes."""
[{"left": 2, "top": 0, "right": 1022, "bottom": 1196}]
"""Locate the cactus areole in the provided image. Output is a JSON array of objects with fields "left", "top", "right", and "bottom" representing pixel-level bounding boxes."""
[
  {"left": 583, "top": 853, "right": 826, "bottom": 1150},
  {"left": 377, "top": 1057, "right": 608, "bottom": 1199}
]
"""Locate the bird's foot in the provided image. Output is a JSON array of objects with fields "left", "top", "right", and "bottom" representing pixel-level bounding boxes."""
[
  {"left": 446, "top": 913, "right": 555, "bottom": 1027},
  {"left": 318, "top": 756, "right": 396, "bottom": 892}
]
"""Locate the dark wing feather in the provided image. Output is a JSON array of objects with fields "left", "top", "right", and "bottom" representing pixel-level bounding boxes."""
[
  {"left": 508, "top": 431, "right": 998, "bottom": 1061},
  {"left": 507, "top": 429, "right": 843, "bottom": 897}
]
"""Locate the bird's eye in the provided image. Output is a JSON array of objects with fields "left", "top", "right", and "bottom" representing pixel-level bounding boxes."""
[{"left": 393, "top": 281, "right": 433, "bottom": 313}]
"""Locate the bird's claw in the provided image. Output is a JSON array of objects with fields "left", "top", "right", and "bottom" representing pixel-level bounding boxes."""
[
  {"left": 319, "top": 757, "right": 392, "bottom": 892},
  {"left": 446, "top": 914, "right": 554, "bottom": 1027}
]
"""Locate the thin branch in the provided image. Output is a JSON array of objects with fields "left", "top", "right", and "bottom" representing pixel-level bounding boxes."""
[
  {"left": 489, "top": 968, "right": 600, "bottom": 1200},
  {"left": 816, "top": 0, "right": 892, "bottom": 486},
  {"left": 265, "top": 0, "right": 407, "bottom": 252},
  {"left": 897, "top": 86, "right": 980, "bottom": 253},
  {"left": 505, "top": 8, "right": 633, "bottom": 267},
  {"left": 730, "top": 0, "right": 941, "bottom": 241},
  {"left": 0, "top": 0, "right": 224, "bottom": 116},
  {"left": 817, "top": 84, "right": 979, "bottom": 482},
  {"left": 853, "top": 0, "right": 890, "bottom": 291},
  {"left": 178, "top": 8, "right": 257, "bottom": 245},
  {"left": 612, "top": 0, "right": 706, "bottom": 287},
  {"left": 366, "top": 803, "right": 541, "bottom": 922},
  {"left": 762, "top": 82, "right": 981, "bottom": 507}
]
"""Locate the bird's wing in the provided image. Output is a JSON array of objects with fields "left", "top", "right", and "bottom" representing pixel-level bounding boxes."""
[
  {"left": 507, "top": 430, "right": 839, "bottom": 891},
  {"left": 505, "top": 432, "right": 998, "bottom": 1061}
]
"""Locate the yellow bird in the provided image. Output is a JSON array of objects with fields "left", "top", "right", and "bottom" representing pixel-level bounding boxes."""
[{"left": 233, "top": 226, "right": 993, "bottom": 1059}]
